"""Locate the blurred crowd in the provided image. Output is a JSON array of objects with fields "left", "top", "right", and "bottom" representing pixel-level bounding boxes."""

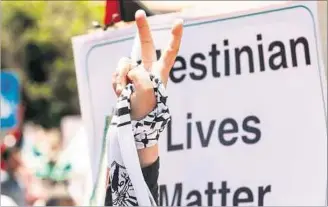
[
  {"left": 1, "top": 2, "right": 99, "bottom": 206},
  {"left": 1, "top": 106, "right": 77, "bottom": 206}
]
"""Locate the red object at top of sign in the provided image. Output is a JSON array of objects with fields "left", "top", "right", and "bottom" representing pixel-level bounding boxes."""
[{"left": 104, "top": 0, "right": 121, "bottom": 25}]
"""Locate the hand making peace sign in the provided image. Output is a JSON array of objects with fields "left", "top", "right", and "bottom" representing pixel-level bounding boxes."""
[{"left": 112, "top": 10, "right": 183, "bottom": 120}]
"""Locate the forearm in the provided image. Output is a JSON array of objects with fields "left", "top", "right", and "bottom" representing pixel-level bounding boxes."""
[{"left": 137, "top": 144, "right": 158, "bottom": 168}]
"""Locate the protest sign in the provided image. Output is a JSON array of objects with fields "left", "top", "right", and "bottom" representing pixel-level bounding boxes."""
[{"left": 72, "top": 1, "right": 327, "bottom": 205}]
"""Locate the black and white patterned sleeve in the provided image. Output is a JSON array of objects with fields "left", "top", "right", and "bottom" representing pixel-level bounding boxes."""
[{"left": 131, "top": 74, "right": 171, "bottom": 149}]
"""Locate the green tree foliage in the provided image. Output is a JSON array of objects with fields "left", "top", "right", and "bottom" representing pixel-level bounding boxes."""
[{"left": 1, "top": 1, "right": 103, "bottom": 128}]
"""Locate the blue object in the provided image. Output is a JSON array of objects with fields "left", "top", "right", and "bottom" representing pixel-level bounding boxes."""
[{"left": 0, "top": 71, "right": 20, "bottom": 130}]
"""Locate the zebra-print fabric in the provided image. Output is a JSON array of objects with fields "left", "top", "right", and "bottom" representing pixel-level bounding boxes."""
[
  {"left": 132, "top": 75, "right": 171, "bottom": 149},
  {"left": 106, "top": 73, "right": 170, "bottom": 206}
]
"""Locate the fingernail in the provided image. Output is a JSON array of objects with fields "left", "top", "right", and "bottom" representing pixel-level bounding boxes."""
[
  {"left": 175, "top": 19, "right": 184, "bottom": 25},
  {"left": 135, "top": 10, "right": 146, "bottom": 19}
]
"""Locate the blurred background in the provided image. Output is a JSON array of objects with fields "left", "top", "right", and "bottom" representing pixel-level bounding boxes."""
[
  {"left": 1, "top": 1, "right": 327, "bottom": 206},
  {"left": 1, "top": 1, "right": 104, "bottom": 206}
]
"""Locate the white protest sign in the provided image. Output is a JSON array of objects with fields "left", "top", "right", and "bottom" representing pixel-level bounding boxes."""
[{"left": 72, "top": 1, "right": 327, "bottom": 206}]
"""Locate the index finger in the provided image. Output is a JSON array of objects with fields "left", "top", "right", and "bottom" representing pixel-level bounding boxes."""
[{"left": 135, "top": 10, "right": 156, "bottom": 70}]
